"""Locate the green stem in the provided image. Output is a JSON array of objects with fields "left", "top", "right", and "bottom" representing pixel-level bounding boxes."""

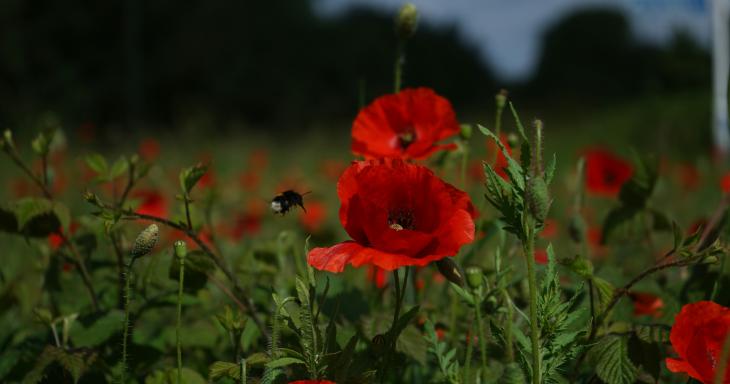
[
  {"left": 392, "top": 269, "right": 402, "bottom": 326},
  {"left": 463, "top": 316, "right": 474, "bottom": 383},
  {"left": 474, "top": 297, "right": 488, "bottom": 376},
  {"left": 240, "top": 357, "right": 246, "bottom": 384},
  {"left": 393, "top": 41, "right": 404, "bottom": 93},
  {"left": 121, "top": 258, "right": 136, "bottom": 383},
  {"left": 184, "top": 195, "right": 193, "bottom": 231},
  {"left": 460, "top": 142, "right": 469, "bottom": 189},
  {"left": 176, "top": 255, "right": 185, "bottom": 384},
  {"left": 503, "top": 292, "right": 515, "bottom": 362},
  {"left": 523, "top": 230, "right": 541, "bottom": 384}
]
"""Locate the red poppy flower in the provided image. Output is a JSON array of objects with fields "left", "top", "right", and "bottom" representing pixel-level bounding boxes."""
[
  {"left": 721, "top": 172, "right": 730, "bottom": 194},
  {"left": 584, "top": 149, "right": 633, "bottom": 197},
  {"left": 139, "top": 138, "right": 161, "bottom": 161},
  {"left": 300, "top": 200, "right": 327, "bottom": 233},
  {"left": 666, "top": 301, "right": 730, "bottom": 384},
  {"left": 367, "top": 265, "right": 388, "bottom": 289},
  {"left": 534, "top": 249, "right": 548, "bottom": 265},
  {"left": 629, "top": 292, "right": 663, "bottom": 318},
  {"left": 677, "top": 164, "right": 700, "bottom": 191},
  {"left": 229, "top": 202, "right": 263, "bottom": 240},
  {"left": 539, "top": 218, "right": 558, "bottom": 239},
  {"left": 486, "top": 134, "right": 512, "bottom": 180},
  {"left": 133, "top": 189, "right": 168, "bottom": 218},
  {"left": 351, "top": 88, "right": 460, "bottom": 160},
  {"left": 308, "top": 159, "right": 476, "bottom": 272}
]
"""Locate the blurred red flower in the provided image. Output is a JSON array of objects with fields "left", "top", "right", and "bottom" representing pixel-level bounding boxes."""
[
  {"left": 666, "top": 301, "right": 730, "bottom": 384},
  {"left": 300, "top": 200, "right": 327, "bottom": 233},
  {"left": 534, "top": 249, "right": 548, "bottom": 265},
  {"left": 677, "top": 164, "right": 700, "bottom": 191},
  {"left": 486, "top": 134, "right": 512, "bottom": 180},
  {"left": 351, "top": 88, "right": 460, "bottom": 160},
  {"left": 584, "top": 149, "right": 632, "bottom": 197},
  {"left": 366, "top": 265, "right": 388, "bottom": 289},
  {"left": 48, "top": 222, "right": 80, "bottom": 251},
  {"left": 139, "top": 138, "right": 161, "bottom": 161},
  {"left": 230, "top": 202, "right": 264, "bottom": 240},
  {"left": 133, "top": 189, "right": 168, "bottom": 218},
  {"left": 308, "top": 159, "right": 476, "bottom": 272},
  {"left": 239, "top": 169, "right": 261, "bottom": 191},
  {"left": 629, "top": 292, "right": 663, "bottom": 318},
  {"left": 320, "top": 159, "right": 348, "bottom": 182},
  {"left": 539, "top": 218, "right": 558, "bottom": 239},
  {"left": 721, "top": 172, "right": 730, "bottom": 194}
]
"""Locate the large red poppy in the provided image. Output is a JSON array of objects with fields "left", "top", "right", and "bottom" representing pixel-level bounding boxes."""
[
  {"left": 308, "top": 159, "right": 476, "bottom": 272},
  {"left": 666, "top": 301, "right": 730, "bottom": 383},
  {"left": 351, "top": 88, "right": 460, "bottom": 160},
  {"left": 584, "top": 149, "right": 633, "bottom": 197}
]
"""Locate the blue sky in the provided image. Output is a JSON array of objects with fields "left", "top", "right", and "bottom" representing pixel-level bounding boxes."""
[{"left": 314, "top": 0, "right": 710, "bottom": 81}]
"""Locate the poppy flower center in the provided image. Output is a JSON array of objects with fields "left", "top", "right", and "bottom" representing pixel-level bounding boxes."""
[
  {"left": 398, "top": 127, "right": 416, "bottom": 149},
  {"left": 388, "top": 209, "right": 415, "bottom": 231},
  {"left": 603, "top": 170, "right": 617, "bottom": 185}
]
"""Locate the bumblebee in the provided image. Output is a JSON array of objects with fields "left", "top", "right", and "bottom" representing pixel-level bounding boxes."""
[{"left": 270, "top": 190, "right": 309, "bottom": 215}]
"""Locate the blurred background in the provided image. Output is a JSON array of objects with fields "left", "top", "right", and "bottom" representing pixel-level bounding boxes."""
[{"left": 0, "top": 0, "right": 718, "bottom": 153}]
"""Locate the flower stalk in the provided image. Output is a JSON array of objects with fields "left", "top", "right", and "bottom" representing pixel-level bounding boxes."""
[{"left": 174, "top": 240, "right": 187, "bottom": 384}]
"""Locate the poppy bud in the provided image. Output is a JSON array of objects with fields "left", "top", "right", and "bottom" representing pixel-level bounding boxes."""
[
  {"left": 526, "top": 177, "right": 550, "bottom": 223},
  {"left": 507, "top": 133, "right": 519, "bottom": 149},
  {"left": 459, "top": 124, "right": 473, "bottom": 141},
  {"left": 495, "top": 89, "right": 508, "bottom": 110},
  {"left": 568, "top": 215, "right": 586, "bottom": 243},
  {"left": 436, "top": 258, "right": 465, "bottom": 287},
  {"left": 1, "top": 129, "right": 13, "bottom": 151},
  {"left": 174, "top": 240, "right": 186, "bottom": 260},
  {"left": 131, "top": 224, "right": 159, "bottom": 259},
  {"left": 566, "top": 256, "right": 593, "bottom": 279},
  {"left": 371, "top": 333, "right": 388, "bottom": 354},
  {"left": 83, "top": 190, "right": 100, "bottom": 206},
  {"left": 395, "top": 3, "right": 418, "bottom": 40},
  {"left": 465, "top": 266, "right": 483, "bottom": 289}
]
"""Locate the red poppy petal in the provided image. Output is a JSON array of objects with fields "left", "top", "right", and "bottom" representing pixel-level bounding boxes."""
[{"left": 666, "top": 358, "right": 704, "bottom": 382}]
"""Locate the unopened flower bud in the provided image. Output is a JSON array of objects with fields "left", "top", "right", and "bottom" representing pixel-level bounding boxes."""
[
  {"left": 507, "top": 133, "right": 519, "bottom": 149},
  {"left": 83, "top": 191, "right": 100, "bottom": 206},
  {"left": 174, "top": 240, "right": 187, "bottom": 260},
  {"left": 526, "top": 177, "right": 550, "bottom": 223},
  {"left": 2, "top": 129, "right": 13, "bottom": 150},
  {"left": 465, "top": 266, "right": 483, "bottom": 289},
  {"left": 395, "top": 3, "right": 418, "bottom": 40},
  {"left": 131, "top": 224, "right": 159, "bottom": 259},
  {"left": 436, "top": 258, "right": 465, "bottom": 287},
  {"left": 495, "top": 89, "right": 508, "bottom": 110},
  {"left": 460, "top": 124, "right": 473, "bottom": 141},
  {"left": 701, "top": 255, "right": 719, "bottom": 265}
]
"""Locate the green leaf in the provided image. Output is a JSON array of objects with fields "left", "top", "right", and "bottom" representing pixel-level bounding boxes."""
[
  {"left": 209, "top": 361, "right": 240, "bottom": 381},
  {"left": 592, "top": 277, "right": 615, "bottom": 314},
  {"left": 179, "top": 163, "right": 209, "bottom": 195},
  {"left": 601, "top": 205, "right": 641, "bottom": 244},
  {"left": 13, "top": 198, "right": 70, "bottom": 237},
  {"left": 84, "top": 153, "right": 108, "bottom": 175},
  {"left": 449, "top": 282, "right": 475, "bottom": 305},
  {"left": 544, "top": 153, "right": 557, "bottom": 185},
  {"left": 70, "top": 310, "right": 124, "bottom": 348},
  {"left": 618, "top": 152, "right": 658, "bottom": 208},
  {"left": 109, "top": 157, "right": 129, "bottom": 180},
  {"left": 588, "top": 335, "right": 637, "bottom": 384},
  {"left": 265, "top": 357, "right": 305, "bottom": 369},
  {"left": 0, "top": 203, "right": 18, "bottom": 233},
  {"left": 23, "top": 345, "right": 97, "bottom": 384}
]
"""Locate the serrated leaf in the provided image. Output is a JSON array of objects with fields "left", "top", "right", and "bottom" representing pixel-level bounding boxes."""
[
  {"left": 84, "top": 154, "right": 108, "bottom": 175},
  {"left": 179, "top": 163, "right": 208, "bottom": 195},
  {"left": 592, "top": 277, "right": 615, "bottom": 314},
  {"left": 109, "top": 157, "right": 128, "bottom": 180},
  {"left": 588, "top": 335, "right": 637, "bottom": 384},
  {"left": 209, "top": 361, "right": 240, "bottom": 381}
]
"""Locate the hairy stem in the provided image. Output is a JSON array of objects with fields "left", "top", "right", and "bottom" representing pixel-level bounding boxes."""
[
  {"left": 176, "top": 255, "right": 185, "bottom": 384},
  {"left": 463, "top": 316, "right": 474, "bottom": 383},
  {"left": 474, "top": 297, "right": 488, "bottom": 377},
  {"left": 523, "top": 229, "right": 541, "bottom": 384},
  {"left": 121, "top": 258, "right": 136, "bottom": 383},
  {"left": 393, "top": 41, "right": 404, "bottom": 93},
  {"left": 61, "top": 232, "right": 100, "bottom": 311}
]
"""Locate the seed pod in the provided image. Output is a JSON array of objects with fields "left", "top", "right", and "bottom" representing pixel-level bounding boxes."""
[
  {"left": 465, "top": 266, "right": 483, "bottom": 289},
  {"left": 526, "top": 176, "right": 550, "bottom": 223},
  {"left": 459, "top": 124, "right": 473, "bottom": 141},
  {"left": 507, "top": 133, "right": 519, "bottom": 149},
  {"left": 174, "top": 240, "right": 187, "bottom": 260},
  {"left": 495, "top": 89, "right": 508, "bottom": 110},
  {"left": 436, "top": 258, "right": 465, "bottom": 287},
  {"left": 131, "top": 224, "right": 159, "bottom": 259},
  {"left": 395, "top": 3, "right": 418, "bottom": 40}
]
